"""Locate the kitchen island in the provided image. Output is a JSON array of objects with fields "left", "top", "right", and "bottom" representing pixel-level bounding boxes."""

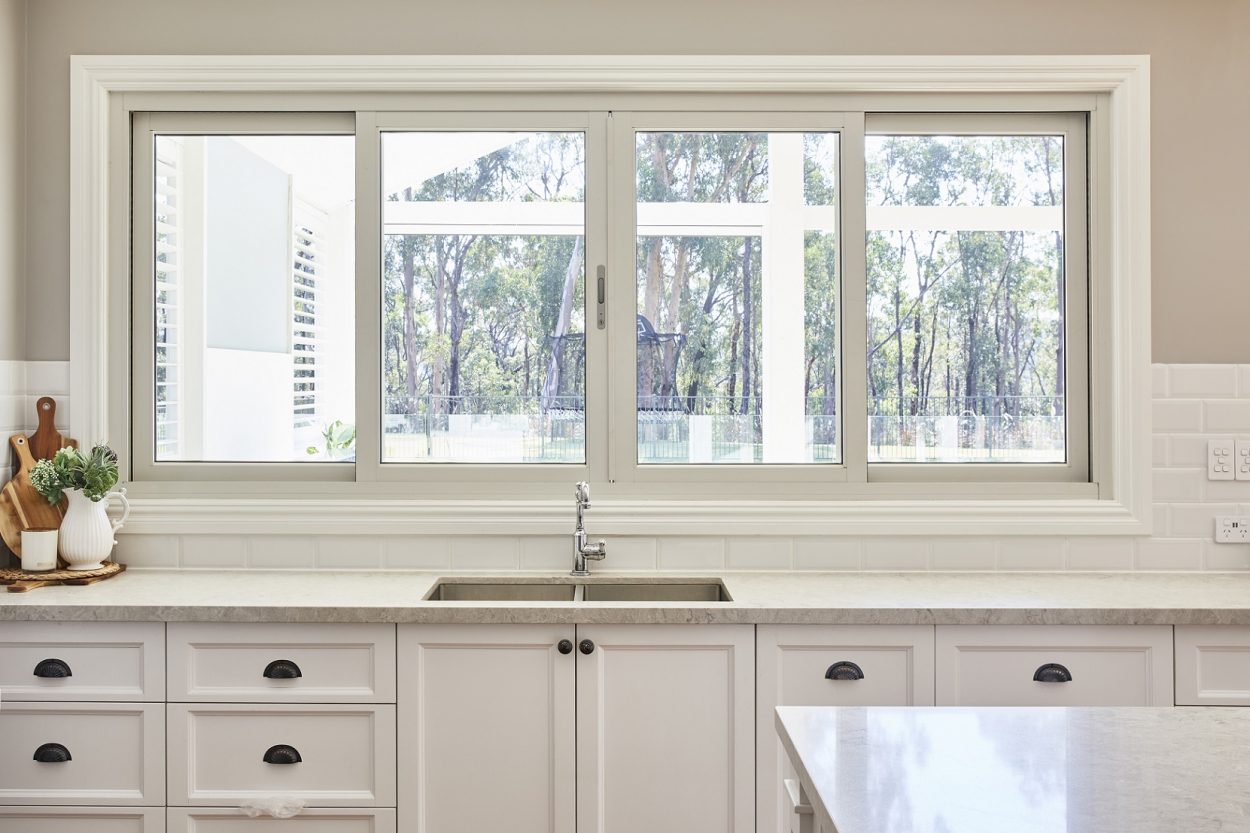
[{"left": 775, "top": 705, "right": 1250, "bottom": 833}]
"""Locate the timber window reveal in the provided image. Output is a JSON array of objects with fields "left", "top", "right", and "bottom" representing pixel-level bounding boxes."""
[{"left": 130, "top": 106, "right": 1090, "bottom": 490}]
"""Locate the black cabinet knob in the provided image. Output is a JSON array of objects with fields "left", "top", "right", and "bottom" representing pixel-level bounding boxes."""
[
  {"left": 1033, "top": 663, "right": 1074, "bottom": 683},
  {"left": 262, "top": 744, "right": 303, "bottom": 764},
  {"left": 33, "top": 658, "right": 72, "bottom": 678},
  {"left": 33, "top": 743, "right": 72, "bottom": 763},
  {"left": 824, "top": 661, "right": 865, "bottom": 681},
  {"left": 263, "top": 659, "right": 303, "bottom": 679},
  {"left": 579, "top": 639, "right": 595, "bottom": 655},
  {"left": 557, "top": 639, "right": 573, "bottom": 655}
]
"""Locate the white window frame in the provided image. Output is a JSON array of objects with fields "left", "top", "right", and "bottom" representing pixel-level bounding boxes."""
[{"left": 73, "top": 55, "right": 1151, "bottom": 536}]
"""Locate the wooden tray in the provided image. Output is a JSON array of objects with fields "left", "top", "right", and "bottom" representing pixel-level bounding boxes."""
[{"left": 0, "top": 560, "right": 125, "bottom": 592}]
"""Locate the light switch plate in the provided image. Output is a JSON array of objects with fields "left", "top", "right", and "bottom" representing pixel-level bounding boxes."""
[
  {"left": 1236, "top": 440, "right": 1250, "bottom": 481},
  {"left": 1208, "top": 439, "right": 1236, "bottom": 480},
  {"left": 1215, "top": 515, "right": 1250, "bottom": 543}
]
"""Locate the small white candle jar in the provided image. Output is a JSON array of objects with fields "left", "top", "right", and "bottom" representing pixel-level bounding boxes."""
[{"left": 21, "top": 528, "right": 59, "bottom": 572}]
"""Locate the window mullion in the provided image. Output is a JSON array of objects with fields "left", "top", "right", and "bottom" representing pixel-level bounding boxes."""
[
  {"left": 584, "top": 111, "right": 612, "bottom": 485},
  {"left": 605, "top": 111, "right": 639, "bottom": 486},
  {"left": 840, "top": 112, "right": 870, "bottom": 483},
  {"left": 353, "top": 110, "right": 382, "bottom": 483}
]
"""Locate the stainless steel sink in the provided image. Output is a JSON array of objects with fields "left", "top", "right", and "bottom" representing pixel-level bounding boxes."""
[
  {"left": 424, "top": 578, "right": 731, "bottom": 602},
  {"left": 424, "top": 581, "right": 578, "bottom": 601},
  {"left": 581, "top": 582, "right": 731, "bottom": 602}
]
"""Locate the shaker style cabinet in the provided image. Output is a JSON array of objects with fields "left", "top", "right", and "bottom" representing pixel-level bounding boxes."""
[
  {"left": 398, "top": 624, "right": 577, "bottom": 833},
  {"left": 397, "top": 623, "right": 754, "bottom": 833},
  {"left": 755, "top": 625, "right": 935, "bottom": 833}
]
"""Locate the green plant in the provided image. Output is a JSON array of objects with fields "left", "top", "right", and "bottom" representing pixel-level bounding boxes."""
[
  {"left": 29, "top": 444, "right": 120, "bottom": 504},
  {"left": 306, "top": 420, "right": 356, "bottom": 458}
]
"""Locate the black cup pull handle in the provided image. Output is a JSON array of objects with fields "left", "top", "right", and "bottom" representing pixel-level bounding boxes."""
[
  {"left": 824, "top": 661, "right": 865, "bottom": 681},
  {"left": 579, "top": 639, "right": 595, "bottom": 655},
  {"left": 557, "top": 639, "right": 573, "bottom": 655},
  {"left": 33, "top": 658, "right": 73, "bottom": 678},
  {"left": 263, "top": 659, "right": 303, "bottom": 679},
  {"left": 262, "top": 744, "right": 302, "bottom": 764},
  {"left": 33, "top": 742, "right": 72, "bottom": 763},
  {"left": 1033, "top": 663, "right": 1074, "bottom": 683}
]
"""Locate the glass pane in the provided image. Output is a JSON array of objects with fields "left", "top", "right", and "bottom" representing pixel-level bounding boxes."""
[
  {"left": 635, "top": 131, "right": 839, "bottom": 464},
  {"left": 381, "top": 132, "right": 585, "bottom": 463},
  {"left": 866, "top": 132, "right": 1066, "bottom": 463},
  {"left": 152, "top": 134, "right": 355, "bottom": 462}
]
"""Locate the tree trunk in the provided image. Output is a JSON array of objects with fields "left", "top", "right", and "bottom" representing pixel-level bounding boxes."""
[{"left": 541, "top": 236, "right": 583, "bottom": 410}]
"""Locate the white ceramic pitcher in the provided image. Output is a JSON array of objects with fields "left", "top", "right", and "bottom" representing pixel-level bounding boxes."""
[{"left": 58, "top": 487, "right": 130, "bottom": 570}]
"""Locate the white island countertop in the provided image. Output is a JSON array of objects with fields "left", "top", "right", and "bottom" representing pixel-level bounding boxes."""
[
  {"left": 2, "top": 569, "right": 1250, "bottom": 624},
  {"left": 775, "top": 706, "right": 1250, "bottom": 833}
]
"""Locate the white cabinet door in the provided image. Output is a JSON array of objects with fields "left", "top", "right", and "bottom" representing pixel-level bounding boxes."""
[
  {"left": 0, "top": 622, "right": 164, "bottom": 702},
  {"left": 756, "top": 625, "right": 935, "bottom": 833},
  {"left": 168, "top": 808, "right": 396, "bottom": 832},
  {"left": 1175, "top": 625, "right": 1250, "bottom": 705},
  {"left": 397, "top": 624, "right": 576, "bottom": 833},
  {"left": 935, "top": 625, "right": 1174, "bottom": 706},
  {"left": 576, "top": 624, "right": 754, "bottom": 833}
]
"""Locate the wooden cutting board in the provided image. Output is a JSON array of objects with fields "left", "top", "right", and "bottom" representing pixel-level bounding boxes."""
[{"left": 0, "top": 398, "right": 76, "bottom": 557}]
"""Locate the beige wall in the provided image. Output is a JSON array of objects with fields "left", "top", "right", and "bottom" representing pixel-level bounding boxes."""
[
  {"left": 0, "top": 0, "right": 23, "bottom": 360},
  {"left": 20, "top": 0, "right": 1250, "bottom": 361}
]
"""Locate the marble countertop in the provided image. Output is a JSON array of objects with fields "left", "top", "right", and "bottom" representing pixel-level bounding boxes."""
[
  {"left": 2, "top": 569, "right": 1250, "bottom": 624},
  {"left": 775, "top": 706, "right": 1250, "bottom": 833}
]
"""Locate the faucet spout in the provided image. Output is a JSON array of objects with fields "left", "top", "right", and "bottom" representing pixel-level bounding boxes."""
[{"left": 572, "top": 481, "right": 606, "bottom": 577}]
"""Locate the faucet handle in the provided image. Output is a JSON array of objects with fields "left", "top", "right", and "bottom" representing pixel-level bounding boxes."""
[{"left": 575, "top": 481, "right": 591, "bottom": 505}]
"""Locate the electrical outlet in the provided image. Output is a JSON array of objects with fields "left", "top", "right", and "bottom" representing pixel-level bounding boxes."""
[
  {"left": 1209, "top": 439, "right": 1236, "bottom": 480},
  {"left": 1236, "top": 440, "right": 1250, "bottom": 481},
  {"left": 1216, "top": 516, "right": 1250, "bottom": 543}
]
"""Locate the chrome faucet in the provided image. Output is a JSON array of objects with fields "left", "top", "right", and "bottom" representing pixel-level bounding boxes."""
[{"left": 571, "top": 481, "right": 606, "bottom": 576}]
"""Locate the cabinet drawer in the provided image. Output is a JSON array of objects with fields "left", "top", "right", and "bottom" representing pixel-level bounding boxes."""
[
  {"left": 168, "top": 808, "right": 396, "bottom": 832},
  {"left": 935, "top": 625, "right": 1173, "bottom": 706},
  {"left": 757, "top": 626, "right": 933, "bottom": 833},
  {"left": 1176, "top": 626, "right": 1250, "bottom": 705},
  {"left": 0, "top": 703, "right": 165, "bottom": 806},
  {"left": 168, "top": 623, "right": 395, "bottom": 703},
  {"left": 168, "top": 704, "right": 396, "bottom": 806},
  {"left": 0, "top": 622, "right": 164, "bottom": 702},
  {"left": 0, "top": 807, "right": 163, "bottom": 833}
]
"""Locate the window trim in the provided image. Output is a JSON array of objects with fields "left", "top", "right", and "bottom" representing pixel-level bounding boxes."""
[{"left": 74, "top": 55, "right": 1151, "bottom": 535}]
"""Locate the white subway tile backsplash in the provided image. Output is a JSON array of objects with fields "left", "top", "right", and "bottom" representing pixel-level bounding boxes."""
[
  {"left": 599, "top": 537, "right": 658, "bottom": 572},
  {"left": 1169, "top": 503, "right": 1241, "bottom": 538},
  {"left": 181, "top": 536, "right": 248, "bottom": 569},
  {"left": 793, "top": 538, "right": 862, "bottom": 571},
  {"left": 26, "top": 361, "right": 70, "bottom": 396},
  {"left": 1151, "top": 435, "right": 1168, "bottom": 466},
  {"left": 520, "top": 536, "right": 570, "bottom": 571},
  {"left": 996, "top": 538, "right": 1066, "bottom": 571},
  {"left": 317, "top": 537, "right": 381, "bottom": 568},
  {"left": 1153, "top": 468, "right": 1204, "bottom": 501},
  {"left": 658, "top": 537, "right": 726, "bottom": 571},
  {"left": 450, "top": 536, "right": 520, "bottom": 571},
  {"left": 1066, "top": 537, "right": 1135, "bottom": 571},
  {"left": 1168, "top": 364, "right": 1238, "bottom": 398},
  {"left": 863, "top": 538, "right": 929, "bottom": 571},
  {"left": 1238, "top": 365, "right": 1250, "bottom": 398},
  {"left": 1152, "top": 364, "right": 1169, "bottom": 397},
  {"left": 930, "top": 538, "right": 996, "bottom": 570},
  {"left": 1168, "top": 435, "right": 1210, "bottom": 468},
  {"left": 382, "top": 536, "right": 451, "bottom": 570},
  {"left": 114, "top": 534, "right": 179, "bottom": 568},
  {"left": 248, "top": 537, "right": 317, "bottom": 569},
  {"left": 1152, "top": 399, "right": 1203, "bottom": 433},
  {"left": 726, "top": 538, "right": 794, "bottom": 570},
  {"left": 1204, "top": 401, "right": 1250, "bottom": 433},
  {"left": 1203, "top": 540, "right": 1250, "bottom": 570},
  {"left": 1135, "top": 538, "right": 1203, "bottom": 571}
]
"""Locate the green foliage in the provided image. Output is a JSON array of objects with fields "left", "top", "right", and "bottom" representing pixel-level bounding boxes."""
[
  {"left": 306, "top": 420, "right": 356, "bottom": 458},
  {"left": 29, "top": 444, "right": 120, "bottom": 504}
]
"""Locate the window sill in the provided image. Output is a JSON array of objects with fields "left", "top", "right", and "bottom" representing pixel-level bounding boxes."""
[{"left": 118, "top": 490, "right": 1146, "bottom": 538}]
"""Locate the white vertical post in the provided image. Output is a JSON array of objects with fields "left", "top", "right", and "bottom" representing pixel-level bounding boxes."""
[{"left": 761, "top": 133, "right": 807, "bottom": 463}]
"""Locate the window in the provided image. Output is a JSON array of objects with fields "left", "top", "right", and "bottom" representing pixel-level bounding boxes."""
[{"left": 128, "top": 103, "right": 1091, "bottom": 495}]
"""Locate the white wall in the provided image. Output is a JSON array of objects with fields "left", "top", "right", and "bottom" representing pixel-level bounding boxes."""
[{"left": 0, "top": 0, "right": 23, "bottom": 361}]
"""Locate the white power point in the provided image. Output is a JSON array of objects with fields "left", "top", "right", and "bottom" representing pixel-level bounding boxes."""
[
  {"left": 1214, "top": 515, "right": 1250, "bottom": 544},
  {"left": 1208, "top": 439, "right": 1236, "bottom": 480},
  {"left": 1236, "top": 440, "right": 1250, "bottom": 481}
]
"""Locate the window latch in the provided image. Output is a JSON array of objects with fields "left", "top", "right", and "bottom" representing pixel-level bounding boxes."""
[{"left": 596, "top": 265, "right": 606, "bottom": 329}]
